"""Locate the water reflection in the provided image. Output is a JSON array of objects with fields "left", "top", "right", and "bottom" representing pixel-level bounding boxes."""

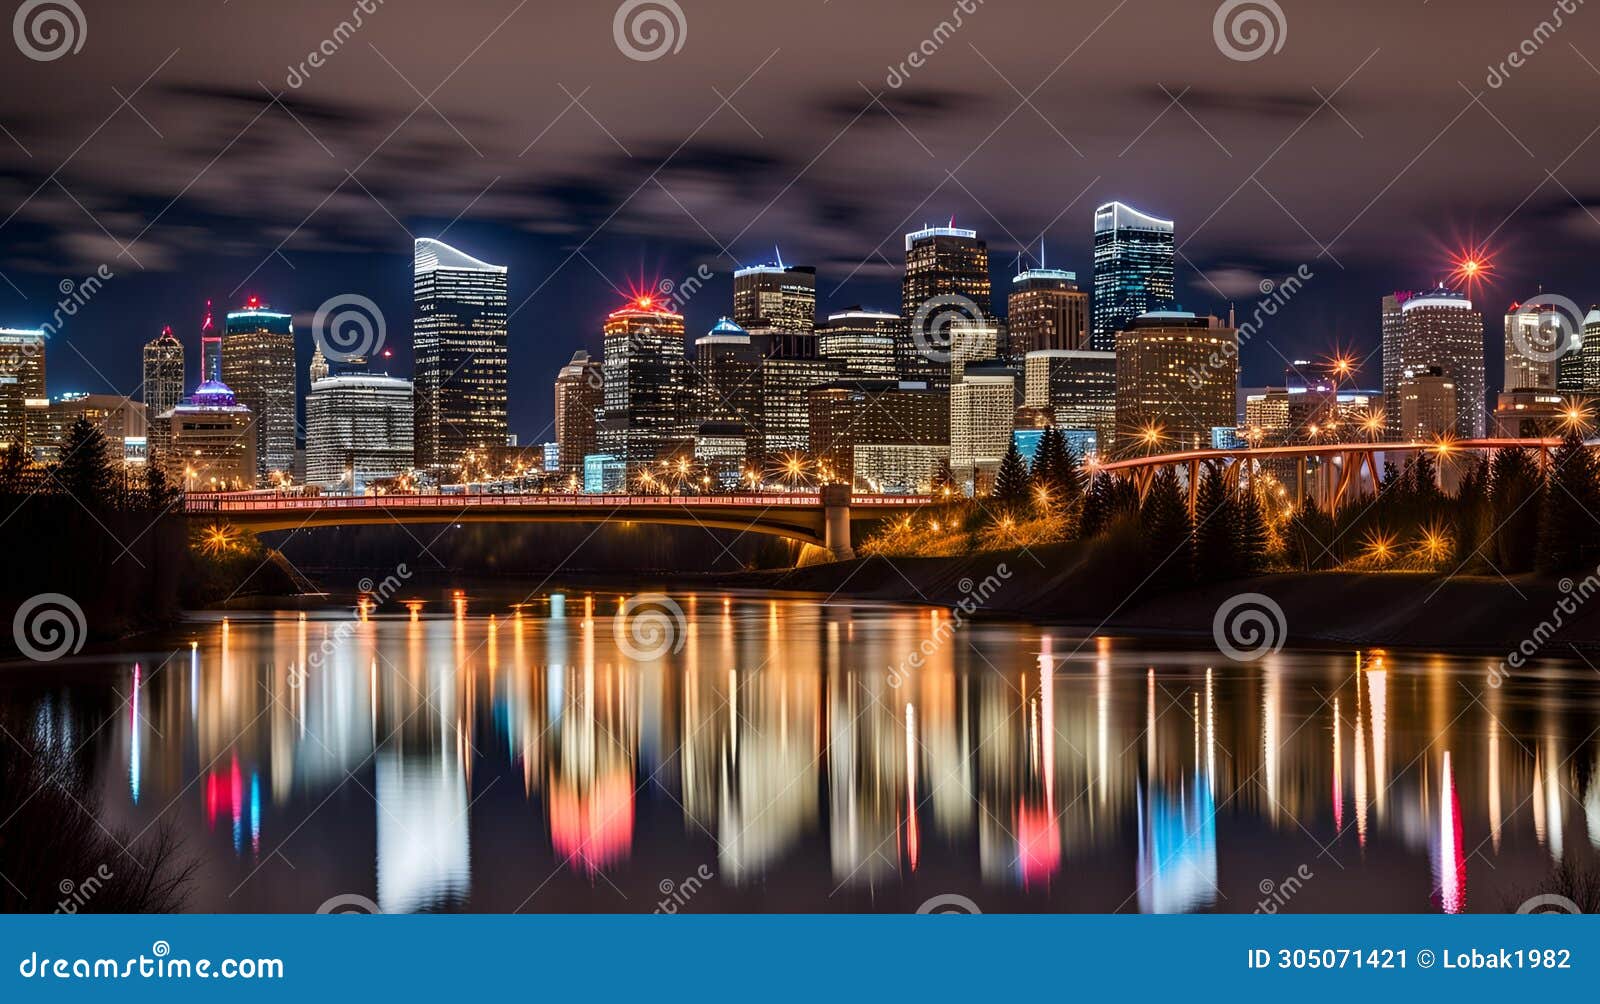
[{"left": 9, "top": 593, "right": 1600, "bottom": 914}]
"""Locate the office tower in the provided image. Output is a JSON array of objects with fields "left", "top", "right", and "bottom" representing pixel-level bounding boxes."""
[
  {"left": 554, "top": 350, "right": 604, "bottom": 475},
  {"left": 690, "top": 318, "right": 762, "bottom": 436},
  {"left": 817, "top": 309, "right": 899, "bottom": 380},
  {"left": 222, "top": 298, "right": 296, "bottom": 484},
  {"left": 1584, "top": 308, "right": 1600, "bottom": 393},
  {"left": 947, "top": 319, "right": 1003, "bottom": 387},
  {"left": 1380, "top": 293, "right": 1410, "bottom": 440},
  {"left": 413, "top": 237, "right": 510, "bottom": 473},
  {"left": 1396, "top": 286, "right": 1485, "bottom": 439},
  {"left": 165, "top": 381, "right": 256, "bottom": 491},
  {"left": 141, "top": 325, "right": 184, "bottom": 470},
  {"left": 1114, "top": 311, "right": 1238, "bottom": 455},
  {"left": 757, "top": 355, "right": 838, "bottom": 457},
  {"left": 1024, "top": 348, "right": 1115, "bottom": 453},
  {"left": 1009, "top": 269, "right": 1089, "bottom": 354},
  {"left": 304, "top": 374, "right": 415, "bottom": 491},
  {"left": 1092, "top": 202, "right": 1175, "bottom": 351},
  {"left": 309, "top": 344, "right": 329, "bottom": 384},
  {"left": 950, "top": 362, "right": 1017, "bottom": 493},
  {"left": 596, "top": 296, "right": 688, "bottom": 467},
  {"left": 901, "top": 224, "right": 991, "bottom": 383},
  {"left": 693, "top": 422, "right": 750, "bottom": 489},
  {"left": 733, "top": 262, "right": 816, "bottom": 354},
  {"left": 0, "top": 328, "right": 46, "bottom": 455},
  {"left": 1503, "top": 301, "right": 1563, "bottom": 392},
  {"left": 40, "top": 394, "right": 146, "bottom": 466},
  {"left": 808, "top": 380, "right": 949, "bottom": 490},
  {"left": 1398, "top": 367, "right": 1458, "bottom": 440}
]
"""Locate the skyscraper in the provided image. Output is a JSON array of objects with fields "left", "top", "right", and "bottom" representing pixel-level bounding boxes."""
[
  {"left": 165, "top": 381, "right": 256, "bottom": 491},
  {"left": 950, "top": 362, "right": 1016, "bottom": 493},
  {"left": 413, "top": 237, "right": 509, "bottom": 473},
  {"left": 1584, "top": 308, "right": 1600, "bottom": 393},
  {"left": 1114, "top": 311, "right": 1237, "bottom": 455},
  {"left": 1024, "top": 348, "right": 1116, "bottom": 454},
  {"left": 222, "top": 298, "right": 296, "bottom": 484},
  {"left": 1009, "top": 268, "right": 1089, "bottom": 354},
  {"left": 817, "top": 309, "right": 899, "bottom": 381},
  {"left": 1092, "top": 202, "right": 1175, "bottom": 352},
  {"left": 554, "top": 350, "right": 603, "bottom": 476},
  {"left": 1502, "top": 300, "right": 1562, "bottom": 392},
  {"left": 0, "top": 328, "right": 47, "bottom": 456},
  {"left": 1398, "top": 367, "right": 1457, "bottom": 440},
  {"left": 808, "top": 380, "right": 948, "bottom": 490},
  {"left": 305, "top": 374, "right": 415, "bottom": 491},
  {"left": 901, "top": 224, "right": 991, "bottom": 384},
  {"left": 690, "top": 318, "right": 761, "bottom": 434},
  {"left": 1380, "top": 292, "right": 1411, "bottom": 440},
  {"left": 733, "top": 262, "right": 816, "bottom": 355},
  {"left": 596, "top": 296, "right": 688, "bottom": 467},
  {"left": 142, "top": 326, "right": 184, "bottom": 472},
  {"left": 1396, "top": 287, "right": 1485, "bottom": 439}
]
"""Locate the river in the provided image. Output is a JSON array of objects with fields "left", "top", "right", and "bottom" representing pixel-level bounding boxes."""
[{"left": 4, "top": 589, "right": 1596, "bottom": 914}]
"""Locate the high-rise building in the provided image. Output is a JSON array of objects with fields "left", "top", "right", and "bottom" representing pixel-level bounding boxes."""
[
  {"left": 1584, "top": 308, "right": 1600, "bottom": 394},
  {"left": 305, "top": 374, "right": 415, "bottom": 491},
  {"left": 808, "top": 380, "right": 948, "bottom": 489},
  {"left": 309, "top": 343, "right": 329, "bottom": 384},
  {"left": 1009, "top": 269, "right": 1089, "bottom": 354},
  {"left": 690, "top": 319, "right": 762, "bottom": 436},
  {"left": 596, "top": 296, "right": 688, "bottom": 467},
  {"left": 554, "top": 350, "right": 604, "bottom": 476},
  {"left": 817, "top": 309, "right": 899, "bottom": 380},
  {"left": 166, "top": 381, "right": 256, "bottom": 491},
  {"left": 1092, "top": 202, "right": 1175, "bottom": 352},
  {"left": 1380, "top": 292, "right": 1410, "bottom": 440},
  {"left": 41, "top": 394, "right": 146, "bottom": 466},
  {"left": 0, "top": 328, "right": 47, "bottom": 456},
  {"left": 901, "top": 225, "right": 991, "bottom": 383},
  {"left": 1397, "top": 367, "right": 1458, "bottom": 440},
  {"left": 1114, "top": 311, "right": 1237, "bottom": 455},
  {"left": 733, "top": 262, "right": 816, "bottom": 354},
  {"left": 950, "top": 363, "right": 1017, "bottom": 493},
  {"left": 1024, "top": 349, "right": 1115, "bottom": 450},
  {"left": 1396, "top": 287, "right": 1485, "bottom": 439},
  {"left": 413, "top": 237, "right": 509, "bottom": 473},
  {"left": 141, "top": 326, "right": 184, "bottom": 471},
  {"left": 1503, "top": 301, "right": 1563, "bottom": 392},
  {"left": 757, "top": 355, "right": 838, "bottom": 457},
  {"left": 222, "top": 298, "right": 296, "bottom": 484}
]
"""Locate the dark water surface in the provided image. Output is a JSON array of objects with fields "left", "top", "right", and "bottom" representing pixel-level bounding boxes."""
[{"left": 4, "top": 589, "right": 1597, "bottom": 914}]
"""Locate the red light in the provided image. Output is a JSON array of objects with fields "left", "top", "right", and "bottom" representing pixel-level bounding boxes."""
[
  {"left": 246, "top": 296, "right": 260, "bottom": 309},
  {"left": 637, "top": 296, "right": 652, "bottom": 309}
]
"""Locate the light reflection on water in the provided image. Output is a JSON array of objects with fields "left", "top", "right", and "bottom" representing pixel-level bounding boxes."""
[{"left": 9, "top": 592, "right": 1600, "bottom": 914}]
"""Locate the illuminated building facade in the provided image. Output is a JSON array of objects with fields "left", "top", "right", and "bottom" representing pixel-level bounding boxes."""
[
  {"left": 733, "top": 263, "right": 816, "bottom": 356},
  {"left": 597, "top": 298, "right": 688, "bottom": 466},
  {"left": 1493, "top": 389, "right": 1567, "bottom": 438},
  {"left": 901, "top": 225, "right": 991, "bottom": 384},
  {"left": 757, "top": 355, "right": 838, "bottom": 456},
  {"left": 1397, "top": 366, "right": 1457, "bottom": 440},
  {"left": 1398, "top": 287, "right": 1485, "bottom": 439},
  {"left": 1023, "top": 349, "right": 1115, "bottom": 449},
  {"left": 1092, "top": 202, "right": 1175, "bottom": 352},
  {"left": 166, "top": 381, "right": 256, "bottom": 491},
  {"left": 1502, "top": 301, "right": 1562, "bottom": 392},
  {"left": 305, "top": 374, "right": 415, "bottom": 491},
  {"left": 142, "top": 326, "right": 184, "bottom": 471},
  {"left": 690, "top": 318, "right": 761, "bottom": 438},
  {"left": 1009, "top": 269, "right": 1089, "bottom": 354},
  {"left": 0, "top": 328, "right": 46, "bottom": 456},
  {"left": 553, "top": 350, "right": 604, "bottom": 476},
  {"left": 950, "top": 363, "right": 1016, "bottom": 493},
  {"left": 222, "top": 300, "right": 296, "bottom": 483},
  {"left": 817, "top": 309, "right": 899, "bottom": 381},
  {"left": 807, "top": 380, "right": 948, "bottom": 488},
  {"left": 1113, "top": 312, "right": 1237, "bottom": 455},
  {"left": 413, "top": 238, "right": 509, "bottom": 473},
  {"left": 42, "top": 393, "right": 147, "bottom": 466}
]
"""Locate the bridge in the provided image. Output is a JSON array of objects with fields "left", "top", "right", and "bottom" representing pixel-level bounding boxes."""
[
  {"left": 184, "top": 486, "right": 935, "bottom": 562},
  {"left": 1096, "top": 438, "right": 1564, "bottom": 512}
]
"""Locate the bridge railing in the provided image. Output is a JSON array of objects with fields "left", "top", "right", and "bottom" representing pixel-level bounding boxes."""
[{"left": 184, "top": 492, "right": 934, "bottom": 514}]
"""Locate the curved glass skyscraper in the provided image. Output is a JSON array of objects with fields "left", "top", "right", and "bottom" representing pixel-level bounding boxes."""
[
  {"left": 1091, "top": 202, "right": 1175, "bottom": 352},
  {"left": 413, "top": 238, "right": 509, "bottom": 474}
]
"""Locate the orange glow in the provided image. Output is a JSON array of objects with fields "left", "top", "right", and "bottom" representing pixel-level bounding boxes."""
[{"left": 1447, "top": 244, "right": 1496, "bottom": 294}]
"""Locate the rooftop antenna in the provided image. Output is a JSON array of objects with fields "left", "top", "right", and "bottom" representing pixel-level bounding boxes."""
[{"left": 1040, "top": 238, "right": 1046, "bottom": 270}]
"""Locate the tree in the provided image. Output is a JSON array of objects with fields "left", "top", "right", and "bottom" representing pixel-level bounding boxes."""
[
  {"left": 1287, "top": 497, "right": 1336, "bottom": 571},
  {"left": 1489, "top": 447, "right": 1542, "bottom": 574},
  {"left": 1192, "top": 462, "right": 1238, "bottom": 581},
  {"left": 1237, "top": 485, "right": 1271, "bottom": 574},
  {"left": 1030, "top": 427, "right": 1082, "bottom": 514},
  {"left": 1452, "top": 456, "right": 1491, "bottom": 567},
  {"left": 53, "top": 416, "right": 113, "bottom": 507},
  {"left": 145, "top": 461, "right": 181, "bottom": 513},
  {"left": 991, "top": 439, "right": 1032, "bottom": 510},
  {"left": 0, "top": 444, "right": 27, "bottom": 495},
  {"left": 1139, "top": 466, "right": 1193, "bottom": 588},
  {"left": 1081, "top": 471, "right": 1114, "bottom": 538},
  {"left": 1537, "top": 429, "right": 1600, "bottom": 574}
]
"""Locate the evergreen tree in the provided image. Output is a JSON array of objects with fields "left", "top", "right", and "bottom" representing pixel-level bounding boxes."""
[
  {"left": 1287, "top": 497, "right": 1336, "bottom": 571},
  {"left": 1139, "top": 466, "right": 1193, "bottom": 588},
  {"left": 1537, "top": 429, "right": 1600, "bottom": 574},
  {"left": 1192, "top": 462, "right": 1238, "bottom": 581},
  {"left": 1081, "top": 471, "right": 1114, "bottom": 538},
  {"left": 1452, "top": 456, "right": 1490, "bottom": 566},
  {"left": 53, "top": 416, "right": 113, "bottom": 507},
  {"left": 1237, "top": 486, "right": 1271, "bottom": 574},
  {"left": 1029, "top": 427, "right": 1082, "bottom": 515},
  {"left": 991, "top": 439, "right": 1032, "bottom": 510},
  {"left": 0, "top": 443, "right": 26, "bottom": 495},
  {"left": 145, "top": 462, "right": 181, "bottom": 513},
  {"left": 1489, "top": 447, "right": 1542, "bottom": 574}
]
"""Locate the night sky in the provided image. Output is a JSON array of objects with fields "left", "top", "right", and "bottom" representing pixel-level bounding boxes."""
[{"left": 1, "top": 0, "right": 1597, "bottom": 443}]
